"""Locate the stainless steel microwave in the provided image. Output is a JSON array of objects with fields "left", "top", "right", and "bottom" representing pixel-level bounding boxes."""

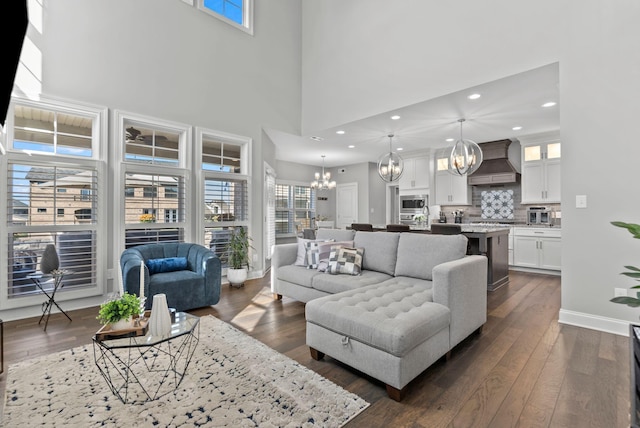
[
  {"left": 400, "top": 195, "right": 427, "bottom": 211},
  {"left": 527, "top": 206, "right": 553, "bottom": 225}
]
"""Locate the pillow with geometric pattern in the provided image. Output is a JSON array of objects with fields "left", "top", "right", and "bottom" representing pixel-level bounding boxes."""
[
  {"left": 327, "top": 246, "right": 365, "bottom": 275},
  {"left": 306, "top": 240, "right": 354, "bottom": 270}
]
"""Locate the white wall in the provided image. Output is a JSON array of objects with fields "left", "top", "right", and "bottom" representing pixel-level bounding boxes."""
[
  {"left": 5, "top": 0, "right": 301, "bottom": 320},
  {"left": 300, "top": 1, "right": 640, "bottom": 334}
]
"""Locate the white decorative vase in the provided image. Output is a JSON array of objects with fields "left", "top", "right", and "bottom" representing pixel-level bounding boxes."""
[
  {"left": 111, "top": 317, "right": 133, "bottom": 331},
  {"left": 149, "top": 293, "right": 172, "bottom": 336},
  {"left": 227, "top": 268, "right": 247, "bottom": 287}
]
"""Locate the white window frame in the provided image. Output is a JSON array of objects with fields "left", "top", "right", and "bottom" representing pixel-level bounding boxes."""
[
  {"left": 194, "top": 127, "right": 251, "bottom": 271},
  {"left": 0, "top": 96, "right": 108, "bottom": 310},
  {"left": 275, "top": 180, "right": 316, "bottom": 238},
  {"left": 113, "top": 111, "right": 192, "bottom": 259},
  {"left": 196, "top": 0, "right": 254, "bottom": 35}
]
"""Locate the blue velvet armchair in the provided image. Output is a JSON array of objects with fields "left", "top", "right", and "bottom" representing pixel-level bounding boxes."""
[{"left": 120, "top": 242, "right": 221, "bottom": 312}]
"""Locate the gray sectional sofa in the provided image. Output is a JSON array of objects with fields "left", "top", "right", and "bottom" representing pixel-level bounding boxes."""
[{"left": 270, "top": 228, "right": 488, "bottom": 401}]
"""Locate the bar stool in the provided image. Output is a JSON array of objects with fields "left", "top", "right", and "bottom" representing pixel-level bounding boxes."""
[
  {"left": 386, "top": 224, "right": 410, "bottom": 232},
  {"left": 351, "top": 223, "right": 374, "bottom": 232},
  {"left": 430, "top": 224, "right": 462, "bottom": 235}
]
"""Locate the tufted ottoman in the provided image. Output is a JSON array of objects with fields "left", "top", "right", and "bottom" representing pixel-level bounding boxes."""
[{"left": 305, "top": 278, "right": 452, "bottom": 401}]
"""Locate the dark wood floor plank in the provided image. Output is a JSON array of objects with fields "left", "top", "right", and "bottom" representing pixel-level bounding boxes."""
[
  {"left": 0, "top": 271, "right": 631, "bottom": 428},
  {"left": 449, "top": 277, "right": 561, "bottom": 427},
  {"left": 516, "top": 325, "right": 579, "bottom": 428}
]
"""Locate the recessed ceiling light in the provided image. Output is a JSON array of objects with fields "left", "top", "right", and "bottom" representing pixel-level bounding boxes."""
[
  {"left": 446, "top": 138, "right": 454, "bottom": 142},
  {"left": 542, "top": 101, "right": 557, "bottom": 108},
  {"left": 468, "top": 93, "right": 481, "bottom": 100},
  {"left": 397, "top": 147, "right": 403, "bottom": 151},
  {"left": 348, "top": 145, "right": 355, "bottom": 149},
  {"left": 390, "top": 115, "right": 401, "bottom": 120},
  {"left": 512, "top": 126, "right": 522, "bottom": 131},
  {"left": 336, "top": 130, "right": 345, "bottom": 135},
  {"left": 310, "top": 136, "right": 324, "bottom": 141}
]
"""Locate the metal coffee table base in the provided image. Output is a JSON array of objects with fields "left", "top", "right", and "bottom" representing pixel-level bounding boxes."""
[{"left": 93, "top": 321, "right": 199, "bottom": 404}]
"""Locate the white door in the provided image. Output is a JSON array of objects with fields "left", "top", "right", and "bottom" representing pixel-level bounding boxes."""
[{"left": 336, "top": 182, "right": 358, "bottom": 229}]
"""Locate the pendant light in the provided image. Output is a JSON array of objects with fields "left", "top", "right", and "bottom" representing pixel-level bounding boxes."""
[
  {"left": 449, "top": 118, "right": 483, "bottom": 176},
  {"left": 377, "top": 134, "right": 404, "bottom": 182},
  {"left": 310, "top": 155, "right": 336, "bottom": 190}
]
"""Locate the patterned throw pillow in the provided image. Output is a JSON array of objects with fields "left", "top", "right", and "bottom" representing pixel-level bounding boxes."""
[
  {"left": 327, "top": 246, "right": 365, "bottom": 275},
  {"left": 306, "top": 240, "right": 354, "bottom": 270},
  {"left": 294, "top": 238, "right": 331, "bottom": 266}
]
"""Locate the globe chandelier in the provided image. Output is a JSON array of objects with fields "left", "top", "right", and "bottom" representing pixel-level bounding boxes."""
[
  {"left": 449, "top": 118, "right": 483, "bottom": 176},
  {"left": 311, "top": 155, "right": 336, "bottom": 190},
  {"left": 377, "top": 134, "right": 404, "bottom": 182}
]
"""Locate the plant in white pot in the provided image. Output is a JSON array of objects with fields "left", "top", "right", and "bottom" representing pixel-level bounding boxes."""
[
  {"left": 227, "top": 227, "right": 253, "bottom": 287},
  {"left": 97, "top": 292, "right": 141, "bottom": 330}
]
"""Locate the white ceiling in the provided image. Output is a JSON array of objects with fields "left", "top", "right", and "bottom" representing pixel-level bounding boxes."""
[{"left": 266, "top": 63, "right": 560, "bottom": 168}]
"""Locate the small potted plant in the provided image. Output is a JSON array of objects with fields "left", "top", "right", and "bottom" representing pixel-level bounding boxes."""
[
  {"left": 227, "top": 227, "right": 253, "bottom": 287},
  {"left": 97, "top": 292, "right": 142, "bottom": 330}
]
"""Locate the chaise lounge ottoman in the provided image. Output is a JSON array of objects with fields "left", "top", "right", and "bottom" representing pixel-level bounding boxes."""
[{"left": 306, "top": 277, "right": 454, "bottom": 401}]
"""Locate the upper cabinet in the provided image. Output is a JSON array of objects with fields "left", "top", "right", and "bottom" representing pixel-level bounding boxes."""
[
  {"left": 399, "top": 155, "right": 430, "bottom": 191},
  {"left": 519, "top": 133, "right": 561, "bottom": 204},
  {"left": 434, "top": 149, "right": 471, "bottom": 205}
]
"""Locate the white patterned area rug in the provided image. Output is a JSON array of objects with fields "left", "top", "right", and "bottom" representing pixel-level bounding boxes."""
[{"left": 2, "top": 315, "right": 369, "bottom": 427}]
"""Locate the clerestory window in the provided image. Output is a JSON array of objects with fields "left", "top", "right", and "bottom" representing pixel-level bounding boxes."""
[{"left": 197, "top": 0, "right": 254, "bottom": 35}]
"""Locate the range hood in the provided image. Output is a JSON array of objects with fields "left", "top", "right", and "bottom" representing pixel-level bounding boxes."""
[{"left": 468, "top": 139, "right": 521, "bottom": 185}]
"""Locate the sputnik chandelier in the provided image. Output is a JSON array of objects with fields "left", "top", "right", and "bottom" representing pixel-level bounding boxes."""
[
  {"left": 311, "top": 155, "right": 336, "bottom": 190},
  {"left": 449, "top": 118, "right": 483, "bottom": 176},
  {"left": 377, "top": 134, "right": 404, "bottom": 182}
]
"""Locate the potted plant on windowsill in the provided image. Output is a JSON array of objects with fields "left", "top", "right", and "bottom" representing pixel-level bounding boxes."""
[
  {"left": 227, "top": 227, "right": 253, "bottom": 288},
  {"left": 97, "top": 292, "right": 142, "bottom": 330}
]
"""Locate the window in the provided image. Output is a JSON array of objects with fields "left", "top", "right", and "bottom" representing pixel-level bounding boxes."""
[
  {"left": 197, "top": 0, "right": 254, "bottom": 35},
  {"left": 163, "top": 185, "right": 178, "bottom": 199},
  {"left": 117, "top": 112, "right": 191, "bottom": 251},
  {"left": 124, "top": 123, "right": 181, "bottom": 166},
  {"left": 57, "top": 208, "right": 65, "bottom": 217},
  {"left": 11, "top": 104, "right": 95, "bottom": 158},
  {"left": 123, "top": 172, "right": 185, "bottom": 247},
  {"left": 197, "top": 128, "right": 251, "bottom": 267},
  {"left": 143, "top": 187, "right": 158, "bottom": 198},
  {"left": 275, "top": 183, "right": 316, "bottom": 236}
]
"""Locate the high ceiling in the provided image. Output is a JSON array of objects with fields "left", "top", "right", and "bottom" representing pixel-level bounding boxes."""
[{"left": 266, "top": 63, "right": 560, "bottom": 168}]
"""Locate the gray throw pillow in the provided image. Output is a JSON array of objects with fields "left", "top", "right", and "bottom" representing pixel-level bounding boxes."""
[{"left": 327, "top": 246, "right": 365, "bottom": 275}]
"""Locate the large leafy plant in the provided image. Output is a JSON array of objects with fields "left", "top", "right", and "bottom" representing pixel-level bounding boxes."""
[
  {"left": 610, "top": 221, "right": 640, "bottom": 308},
  {"left": 97, "top": 292, "right": 141, "bottom": 325},
  {"left": 228, "top": 227, "right": 254, "bottom": 269}
]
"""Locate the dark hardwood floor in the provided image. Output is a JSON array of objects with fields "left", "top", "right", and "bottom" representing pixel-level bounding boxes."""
[{"left": 0, "top": 271, "right": 631, "bottom": 427}]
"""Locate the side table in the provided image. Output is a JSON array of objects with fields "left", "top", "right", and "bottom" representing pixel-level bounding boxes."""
[{"left": 27, "top": 270, "right": 73, "bottom": 331}]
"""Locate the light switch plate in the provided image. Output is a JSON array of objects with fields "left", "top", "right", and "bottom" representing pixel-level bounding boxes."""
[{"left": 576, "top": 195, "right": 587, "bottom": 208}]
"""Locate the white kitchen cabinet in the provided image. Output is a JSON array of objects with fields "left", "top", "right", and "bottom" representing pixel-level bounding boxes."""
[
  {"left": 512, "top": 227, "right": 561, "bottom": 271},
  {"left": 520, "top": 139, "right": 561, "bottom": 204},
  {"left": 399, "top": 155, "right": 430, "bottom": 191},
  {"left": 434, "top": 149, "right": 471, "bottom": 205}
]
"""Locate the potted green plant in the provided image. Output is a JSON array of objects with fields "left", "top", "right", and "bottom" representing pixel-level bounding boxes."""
[
  {"left": 227, "top": 227, "right": 253, "bottom": 287},
  {"left": 609, "top": 221, "right": 640, "bottom": 309},
  {"left": 97, "top": 292, "right": 141, "bottom": 330}
]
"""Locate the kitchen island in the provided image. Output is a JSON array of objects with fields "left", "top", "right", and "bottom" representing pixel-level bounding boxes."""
[
  {"left": 408, "top": 224, "right": 510, "bottom": 291},
  {"left": 461, "top": 226, "right": 510, "bottom": 291}
]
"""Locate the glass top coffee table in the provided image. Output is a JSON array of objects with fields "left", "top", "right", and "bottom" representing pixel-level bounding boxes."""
[{"left": 92, "top": 311, "right": 199, "bottom": 404}]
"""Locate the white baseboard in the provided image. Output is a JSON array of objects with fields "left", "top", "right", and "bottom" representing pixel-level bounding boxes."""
[{"left": 558, "top": 309, "right": 631, "bottom": 337}]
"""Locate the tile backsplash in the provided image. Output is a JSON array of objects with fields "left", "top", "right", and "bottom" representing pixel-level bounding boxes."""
[{"left": 438, "top": 183, "right": 561, "bottom": 225}]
